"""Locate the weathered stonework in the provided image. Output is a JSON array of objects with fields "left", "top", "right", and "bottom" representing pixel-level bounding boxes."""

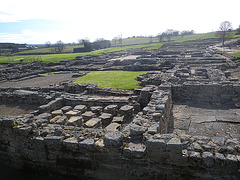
[{"left": 1, "top": 39, "right": 240, "bottom": 179}]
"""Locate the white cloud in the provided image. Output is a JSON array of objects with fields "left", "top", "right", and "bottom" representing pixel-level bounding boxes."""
[{"left": 0, "top": 0, "right": 240, "bottom": 43}]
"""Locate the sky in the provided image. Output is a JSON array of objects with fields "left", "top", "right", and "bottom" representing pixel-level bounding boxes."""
[{"left": 0, "top": 0, "right": 239, "bottom": 44}]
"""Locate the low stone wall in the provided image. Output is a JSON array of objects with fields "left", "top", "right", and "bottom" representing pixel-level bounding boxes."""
[
  {"left": 0, "top": 117, "right": 240, "bottom": 179},
  {"left": 63, "top": 83, "right": 133, "bottom": 96},
  {"left": 172, "top": 82, "right": 240, "bottom": 107},
  {"left": 0, "top": 89, "right": 53, "bottom": 105},
  {"left": 142, "top": 89, "right": 173, "bottom": 134}
]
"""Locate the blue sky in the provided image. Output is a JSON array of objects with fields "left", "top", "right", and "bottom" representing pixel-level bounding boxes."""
[
  {"left": 0, "top": 0, "right": 239, "bottom": 44},
  {"left": 0, "top": 19, "right": 62, "bottom": 34}
]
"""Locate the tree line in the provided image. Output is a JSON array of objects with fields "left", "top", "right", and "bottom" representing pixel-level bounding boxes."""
[{"left": 45, "top": 21, "right": 240, "bottom": 54}]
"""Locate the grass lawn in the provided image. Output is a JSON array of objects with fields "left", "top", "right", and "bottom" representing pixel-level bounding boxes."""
[
  {"left": 233, "top": 52, "right": 240, "bottom": 57},
  {"left": 0, "top": 43, "right": 164, "bottom": 63},
  {"left": 74, "top": 71, "right": 159, "bottom": 90}
]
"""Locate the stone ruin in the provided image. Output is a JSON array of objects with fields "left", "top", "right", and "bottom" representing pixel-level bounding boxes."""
[{"left": 1, "top": 40, "right": 240, "bottom": 179}]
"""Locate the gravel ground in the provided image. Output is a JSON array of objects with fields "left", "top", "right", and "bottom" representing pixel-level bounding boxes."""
[
  {"left": 0, "top": 73, "right": 80, "bottom": 115},
  {"left": 0, "top": 103, "right": 39, "bottom": 116},
  {"left": 0, "top": 73, "right": 79, "bottom": 88},
  {"left": 229, "top": 68, "right": 240, "bottom": 81}
]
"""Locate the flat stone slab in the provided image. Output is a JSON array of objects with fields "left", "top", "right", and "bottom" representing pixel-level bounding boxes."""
[
  {"left": 173, "top": 104, "right": 240, "bottom": 138},
  {"left": 104, "top": 131, "right": 123, "bottom": 147},
  {"left": 37, "top": 113, "right": 52, "bottom": 120},
  {"left": 49, "top": 115, "right": 62, "bottom": 124},
  {"left": 104, "top": 105, "right": 118, "bottom": 115},
  {"left": 174, "top": 118, "right": 190, "bottom": 130},
  {"left": 74, "top": 105, "right": 87, "bottom": 113},
  {"left": 112, "top": 116, "right": 124, "bottom": 124},
  {"left": 90, "top": 106, "right": 103, "bottom": 114},
  {"left": 191, "top": 116, "right": 216, "bottom": 124},
  {"left": 82, "top": 111, "right": 96, "bottom": 121},
  {"left": 84, "top": 118, "right": 101, "bottom": 128},
  {"left": 105, "top": 123, "right": 121, "bottom": 131},
  {"left": 51, "top": 110, "right": 63, "bottom": 116},
  {"left": 99, "top": 113, "right": 113, "bottom": 125},
  {"left": 61, "top": 106, "right": 72, "bottom": 113},
  {"left": 65, "top": 110, "right": 81, "bottom": 118},
  {"left": 67, "top": 116, "right": 82, "bottom": 126}
]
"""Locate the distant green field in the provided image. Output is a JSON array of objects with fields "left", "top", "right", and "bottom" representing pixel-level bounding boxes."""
[
  {"left": 1, "top": 32, "right": 240, "bottom": 63},
  {"left": 15, "top": 45, "right": 84, "bottom": 54},
  {"left": 0, "top": 43, "right": 164, "bottom": 63},
  {"left": 74, "top": 71, "right": 159, "bottom": 90}
]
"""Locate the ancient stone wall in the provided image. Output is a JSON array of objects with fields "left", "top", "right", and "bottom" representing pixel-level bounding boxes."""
[
  {"left": 0, "top": 116, "right": 240, "bottom": 179},
  {"left": 172, "top": 82, "right": 240, "bottom": 108}
]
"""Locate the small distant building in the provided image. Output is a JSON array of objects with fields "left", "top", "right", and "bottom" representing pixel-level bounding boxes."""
[
  {"left": 73, "top": 40, "right": 111, "bottom": 53},
  {"left": 92, "top": 40, "right": 111, "bottom": 50}
]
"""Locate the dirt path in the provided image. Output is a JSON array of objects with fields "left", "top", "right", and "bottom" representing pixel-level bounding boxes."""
[
  {"left": 211, "top": 38, "right": 240, "bottom": 54},
  {"left": 0, "top": 73, "right": 79, "bottom": 88},
  {"left": 0, "top": 103, "right": 39, "bottom": 116}
]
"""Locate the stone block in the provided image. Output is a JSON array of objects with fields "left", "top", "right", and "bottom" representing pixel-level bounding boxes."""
[
  {"left": 148, "top": 123, "right": 159, "bottom": 135},
  {"left": 61, "top": 106, "right": 72, "bottom": 113},
  {"left": 73, "top": 105, "right": 87, "bottom": 113},
  {"left": 105, "top": 123, "right": 121, "bottom": 131},
  {"left": 55, "top": 116, "right": 67, "bottom": 125},
  {"left": 215, "top": 152, "right": 226, "bottom": 167},
  {"left": 79, "top": 138, "right": 95, "bottom": 150},
  {"left": 104, "top": 131, "right": 123, "bottom": 147},
  {"left": 67, "top": 116, "right": 82, "bottom": 126},
  {"left": 84, "top": 118, "right": 101, "bottom": 128},
  {"left": 49, "top": 115, "right": 62, "bottom": 124},
  {"left": 51, "top": 109, "right": 63, "bottom": 116},
  {"left": 123, "top": 143, "right": 146, "bottom": 158},
  {"left": 156, "top": 104, "right": 165, "bottom": 110},
  {"left": 192, "top": 142, "right": 203, "bottom": 152},
  {"left": 0, "top": 117, "right": 15, "bottom": 127},
  {"left": 202, "top": 152, "right": 214, "bottom": 168},
  {"left": 112, "top": 116, "right": 124, "bottom": 124},
  {"left": 82, "top": 111, "right": 96, "bottom": 121},
  {"left": 166, "top": 137, "right": 182, "bottom": 154},
  {"left": 119, "top": 105, "right": 134, "bottom": 121},
  {"left": 130, "top": 124, "right": 147, "bottom": 139},
  {"left": 44, "top": 136, "right": 64, "bottom": 148},
  {"left": 65, "top": 110, "right": 81, "bottom": 118},
  {"left": 147, "top": 138, "right": 166, "bottom": 152},
  {"left": 104, "top": 105, "right": 118, "bottom": 116},
  {"left": 39, "top": 98, "right": 63, "bottom": 112},
  {"left": 37, "top": 113, "right": 52, "bottom": 120},
  {"left": 99, "top": 113, "right": 113, "bottom": 125},
  {"left": 189, "top": 151, "right": 201, "bottom": 165},
  {"left": 90, "top": 106, "right": 103, "bottom": 115}
]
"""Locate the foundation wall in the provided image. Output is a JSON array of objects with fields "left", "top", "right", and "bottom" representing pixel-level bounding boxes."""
[
  {"left": 172, "top": 82, "right": 240, "bottom": 107},
  {"left": 0, "top": 118, "right": 240, "bottom": 179}
]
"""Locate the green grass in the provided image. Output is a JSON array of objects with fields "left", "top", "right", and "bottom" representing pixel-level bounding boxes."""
[
  {"left": 1, "top": 32, "right": 240, "bottom": 63},
  {"left": 233, "top": 53, "right": 240, "bottom": 57},
  {"left": 73, "top": 71, "right": 159, "bottom": 90},
  {"left": 15, "top": 45, "right": 84, "bottom": 54},
  {"left": 0, "top": 43, "right": 164, "bottom": 63}
]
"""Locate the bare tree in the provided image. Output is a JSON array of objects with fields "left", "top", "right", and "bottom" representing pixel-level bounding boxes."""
[
  {"left": 45, "top": 41, "right": 51, "bottom": 48},
  {"left": 118, "top": 34, "right": 123, "bottom": 46},
  {"left": 165, "top": 29, "right": 175, "bottom": 42},
  {"left": 149, "top": 35, "right": 153, "bottom": 43},
  {"left": 216, "top": 21, "right": 232, "bottom": 46},
  {"left": 112, "top": 37, "right": 118, "bottom": 45},
  {"left": 236, "top": 25, "right": 240, "bottom": 35},
  {"left": 157, "top": 33, "right": 163, "bottom": 42},
  {"left": 52, "top": 40, "right": 66, "bottom": 53}
]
